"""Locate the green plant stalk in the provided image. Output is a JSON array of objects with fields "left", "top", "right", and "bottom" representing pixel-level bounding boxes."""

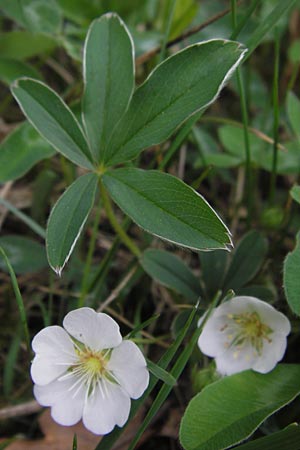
[
  {"left": 230, "top": 0, "right": 261, "bottom": 40},
  {"left": 128, "top": 292, "right": 222, "bottom": 450},
  {"left": 232, "top": 0, "right": 252, "bottom": 223},
  {"left": 0, "top": 197, "right": 46, "bottom": 239},
  {"left": 95, "top": 302, "right": 199, "bottom": 450},
  {"left": 245, "top": 0, "right": 297, "bottom": 60},
  {"left": 158, "top": 0, "right": 177, "bottom": 63},
  {"left": 0, "top": 247, "right": 30, "bottom": 353},
  {"left": 269, "top": 28, "right": 280, "bottom": 204},
  {"left": 3, "top": 329, "right": 21, "bottom": 397},
  {"left": 78, "top": 201, "right": 102, "bottom": 308},
  {"left": 98, "top": 179, "right": 141, "bottom": 258}
]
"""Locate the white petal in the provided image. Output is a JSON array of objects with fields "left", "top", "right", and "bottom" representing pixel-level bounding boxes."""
[
  {"left": 215, "top": 348, "right": 255, "bottom": 375},
  {"left": 256, "top": 306, "right": 291, "bottom": 336},
  {"left": 252, "top": 334, "right": 288, "bottom": 374},
  {"left": 31, "top": 326, "right": 77, "bottom": 385},
  {"left": 198, "top": 312, "right": 229, "bottom": 357},
  {"left": 83, "top": 379, "right": 130, "bottom": 435},
  {"left": 32, "top": 325, "right": 76, "bottom": 359},
  {"left": 108, "top": 340, "right": 149, "bottom": 399},
  {"left": 34, "top": 376, "right": 85, "bottom": 426},
  {"left": 63, "top": 307, "right": 122, "bottom": 351},
  {"left": 31, "top": 355, "right": 68, "bottom": 386}
]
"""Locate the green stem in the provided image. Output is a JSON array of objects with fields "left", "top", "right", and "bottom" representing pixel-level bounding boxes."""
[
  {"left": 78, "top": 201, "right": 103, "bottom": 308},
  {"left": 99, "top": 180, "right": 141, "bottom": 258},
  {"left": 158, "top": 0, "right": 177, "bottom": 63},
  {"left": 269, "top": 28, "right": 280, "bottom": 204},
  {"left": 127, "top": 292, "right": 221, "bottom": 450},
  {"left": 230, "top": 0, "right": 261, "bottom": 40}
]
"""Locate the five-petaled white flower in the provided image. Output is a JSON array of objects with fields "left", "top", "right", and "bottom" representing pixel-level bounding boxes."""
[
  {"left": 31, "top": 307, "right": 149, "bottom": 435},
  {"left": 198, "top": 296, "right": 291, "bottom": 376}
]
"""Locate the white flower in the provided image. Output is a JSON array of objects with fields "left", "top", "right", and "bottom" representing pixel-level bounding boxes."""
[
  {"left": 31, "top": 307, "right": 149, "bottom": 435},
  {"left": 198, "top": 296, "right": 291, "bottom": 376}
]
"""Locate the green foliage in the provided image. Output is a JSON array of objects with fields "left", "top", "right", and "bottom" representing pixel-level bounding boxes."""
[
  {"left": 222, "top": 230, "right": 268, "bottom": 291},
  {"left": 82, "top": 13, "right": 134, "bottom": 161},
  {"left": 0, "top": 122, "right": 55, "bottom": 182},
  {"left": 104, "top": 40, "right": 246, "bottom": 166},
  {"left": 287, "top": 92, "right": 300, "bottom": 142},
  {"left": 0, "top": 236, "right": 47, "bottom": 274},
  {"left": 141, "top": 248, "right": 201, "bottom": 301},
  {"left": 103, "top": 168, "right": 231, "bottom": 251},
  {"left": 235, "top": 424, "right": 300, "bottom": 450},
  {"left": 283, "top": 231, "right": 300, "bottom": 316},
  {"left": 199, "top": 231, "right": 272, "bottom": 301},
  {"left": 0, "top": 58, "right": 41, "bottom": 85},
  {"left": 0, "top": 31, "right": 57, "bottom": 60},
  {"left": 11, "top": 79, "right": 94, "bottom": 169},
  {"left": 10, "top": 15, "right": 246, "bottom": 273},
  {"left": 0, "top": 0, "right": 61, "bottom": 31},
  {"left": 217, "top": 125, "right": 300, "bottom": 174},
  {"left": 2, "top": 3, "right": 299, "bottom": 448},
  {"left": 46, "top": 173, "right": 98, "bottom": 275},
  {"left": 290, "top": 185, "right": 300, "bottom": 204},
  {"left": 180, "top": 365, "right": 300, "bottom": 450}
]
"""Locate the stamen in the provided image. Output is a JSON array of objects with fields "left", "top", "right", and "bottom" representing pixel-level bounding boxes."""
[
  {"left": 225, "top": 311, "right": 273, "bottom": 355},
  {"left": 58, "top": 345, "right": 114, "bottom": 399}
]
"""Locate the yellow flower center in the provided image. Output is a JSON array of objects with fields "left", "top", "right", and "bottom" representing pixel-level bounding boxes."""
[
  {"left": 60, "top": 346, "right": 119, "bottom": 398},
  {"left": 224, "top": 311, "right": 273, "bottom": 355},
  {"left": 79, "top": 351, "right": 107, "bottom": 377}
]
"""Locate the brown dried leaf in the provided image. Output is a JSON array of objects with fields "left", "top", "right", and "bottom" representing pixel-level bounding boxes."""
[
  {"left": 1, "top": 406, "right": 146, "bottom": 450},
  {"left": 3, "top": 410, "right": 101, "bottom": 450}
]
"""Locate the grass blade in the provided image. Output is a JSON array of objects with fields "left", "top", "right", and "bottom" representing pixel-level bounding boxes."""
[{"left": 0, "top": 246, "right": 30, "bottom": 352}]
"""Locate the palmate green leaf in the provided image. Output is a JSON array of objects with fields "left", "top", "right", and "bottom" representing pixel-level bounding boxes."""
[
  {"left": 0, "top": 235, "right": 47, "bottom": 274},
  {"left": 102, "top": 39, "right": 246, "bottom": 166},
  {"left": 11, "top": 78, "right": 94, "bottom": 169},
  {"left": 141, "top": 248, "right": 201, "bottom": 301},
  {"left": 223, "top": 231, "right": 268, "bottom": 291},
  {"left": 283, "top": 231, "right": 300, "bottom": 316},
  {"left": 46, "top": 173, "right": 98, "bottom": 275},
  {"left": 82, "top": 13, "right": 134, "bottom": 161},
  {"left": 180, "top": 365, "right": 300, "bottom": 450},
  {"left": 0, "top": 122, "right": 55, "bottom": 182},
  {"left": 103, "top": 168, "right": 231, "bottom": 251}
]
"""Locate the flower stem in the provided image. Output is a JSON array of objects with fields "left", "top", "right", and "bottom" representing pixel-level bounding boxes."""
[
  {"left": 78, "top": 201, "right": 103, "bottom": 308},
  {"left": 99, "top": 179, "right": 141, "bottom": 259}
]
